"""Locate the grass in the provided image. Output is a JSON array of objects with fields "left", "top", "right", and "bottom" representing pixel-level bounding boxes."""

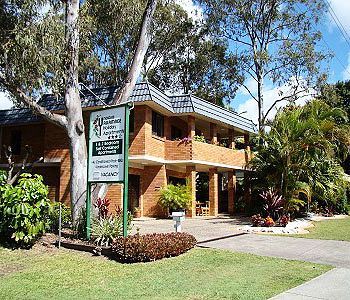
[
  {"left": 0, "top": 246, "right": 331, "bottom": 300},
  {"left": 288, "top": 216, "right": 350, "bottom": 242}
]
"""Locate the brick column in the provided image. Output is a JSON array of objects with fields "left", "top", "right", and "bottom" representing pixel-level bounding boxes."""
[
  {"left": 186, "top": 166, "right": 196, "bottom": 217},
  {"left": 228, "top": 128, "right": 235, "bottom": 149},
  {"left": 244, "top": 133, "right": 250, "bottom": 148},
  {"left": 244, "top": 172, "right": 252, "bottom": 212},
  {"left": 228, "top": 171, "right": 236, "bottom": 215},
  {"left": 188, "top": 116, "right": 195, "bottom": 138},
  {"left": 210, "top": 123, "right": 218, "bottom": 144},
  {"left": 209, "top": 168, "right": 218, "bottom": 216}
]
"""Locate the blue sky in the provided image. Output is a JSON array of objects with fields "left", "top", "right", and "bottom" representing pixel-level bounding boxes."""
[{"left": 1, "top": 0, "right": 350, "bottom": 125}]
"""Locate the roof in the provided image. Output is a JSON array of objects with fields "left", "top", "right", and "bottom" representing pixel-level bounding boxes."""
[{"left": 0, "top": 82, "right": 257, "bottom": 133}]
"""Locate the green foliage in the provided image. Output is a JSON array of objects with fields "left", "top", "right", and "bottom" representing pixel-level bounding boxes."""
[
  {"left": 193, "top": 135, "right": 206, "bottom": 143},
  {"left": 49, "top": 202, "right": 71, "bottom": 233},
  {"left": 112, "top": 232, "right": 197, "bottom": 263},
  {"left": 91, "top": 210, "right": 132, "bottom": 247},
  {"left": 158, "top": 184, "right": 192, "bottom": 211},
  {"left": 250, "top": 100, "right": 349, "bottom": 215},
  {"left": 0, "top": 173, "right": 51, "bottom": 246},
  {"left": 0, "top": 170, "right": 7, "bottom": 184}
]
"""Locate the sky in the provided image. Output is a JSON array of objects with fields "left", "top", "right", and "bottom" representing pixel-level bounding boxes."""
[{"left": 1, "top": 0, "right": 350, "bottom": 126}]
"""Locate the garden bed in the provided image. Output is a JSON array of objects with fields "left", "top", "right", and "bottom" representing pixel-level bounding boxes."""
[{"left": 239, "top": 214, "right": 349, "bottom": 235}]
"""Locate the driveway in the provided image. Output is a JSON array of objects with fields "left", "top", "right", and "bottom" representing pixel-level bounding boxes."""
[
  {"left": 131, "top": 215, "right": 249, "bottom": 242},
  {"left": 198, "top": 234, "right": 350, "bottom": 268}
]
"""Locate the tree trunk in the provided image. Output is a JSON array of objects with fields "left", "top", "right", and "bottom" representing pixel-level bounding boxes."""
[
  {"left": 257, "top": 69, "right": 264, "bottom": 134},
  {"left": 65, "top": 0, "right": 87, "bottom": 223},
  {"left": 68, "top": 129, "right": 87, "bottom": 222}
]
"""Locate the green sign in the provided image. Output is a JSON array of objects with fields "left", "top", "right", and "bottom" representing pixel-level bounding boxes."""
[{"left": 88, "top": 106, "right": 126, "bottom": 183}]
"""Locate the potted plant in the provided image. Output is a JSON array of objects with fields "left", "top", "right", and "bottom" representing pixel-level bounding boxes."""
[
  {"left": 133, "top": 207, "right": 141, "bottom": 218},
  {"left": 158, "top": 184, "right": 192, "bottom": 215}
]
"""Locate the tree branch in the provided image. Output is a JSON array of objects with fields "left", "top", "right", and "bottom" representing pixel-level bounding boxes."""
[
  {"left": 0, "top": 77, "right": 68, "bottom": 130},
  {"left": 113, "top": 0, "right": 158, "bottom": 104}
]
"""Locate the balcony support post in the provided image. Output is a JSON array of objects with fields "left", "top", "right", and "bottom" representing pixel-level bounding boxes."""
[
  {"left": 186, "top": 166, "right": 196, "bottom": 217},
  {"left": 210, "top": 123, "right": 218, "bottom": 144},
  {"left": 209, "top": 167, "right": 218, "bottom": 216},
  {"left": 228, "top": 170, "right": 236, "bottom": 215},
  {"left": 188, "top": 116, "right": 195, "bottom": 139},
  {"left": 228, "top": 129, "right": 235, "bottom": 149}
]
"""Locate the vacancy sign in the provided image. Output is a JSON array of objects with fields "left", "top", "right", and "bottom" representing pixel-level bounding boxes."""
[{"left": 88, "top": 106, "right": 126, "bottom": 183}]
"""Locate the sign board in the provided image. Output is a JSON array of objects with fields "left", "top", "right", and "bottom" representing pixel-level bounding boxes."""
[{"left": 88, "top": 106, "right": 126, "bottom": 183}]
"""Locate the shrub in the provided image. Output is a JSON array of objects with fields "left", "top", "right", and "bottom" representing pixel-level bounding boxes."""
[
  {"left": 0, "top": 170, "right": 7, "bottom": 184},
  {"left": 49, "top": 202, "right": 72, "bottom": 232},
  {"left": 94, "top": 197, "right": 110, "bottom": 219},
  {"left": 111, "top": 232, "right": 197, "bottom": 263},
  {"left": 264, "top": 216, "right": 275, "bottom": 227},
  {"left": 91, "top": 206, "right": 132, "bottom": 246},
  {"left": 158, "top": 184, "right": 192, "bottom": 211},
  {"left": 0, "top": 173, "right": 51, "bottom": 246},
  {"left": 277, "top": 215, "right": 290, "bottom": 227},
  {"left": 260, "top": 189, "right": 284, "bottom": 220},
  {"left": 251, "top": 214, "right": 264, "bottom": 227}
]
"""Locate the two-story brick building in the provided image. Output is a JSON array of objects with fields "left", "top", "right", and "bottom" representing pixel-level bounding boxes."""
[{"left": 0, "top": 82, "right": 256, "bottom": 217}]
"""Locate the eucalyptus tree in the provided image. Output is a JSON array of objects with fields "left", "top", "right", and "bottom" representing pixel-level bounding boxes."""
[
  {"left": 0, "top": 0, "right": 158, "bottom": 222},
  {"left": 199, "top": 0, "right": 329, "bottom": 132},
  {"left": 80, "top": 0, "right": 241, "bottom": 106}
]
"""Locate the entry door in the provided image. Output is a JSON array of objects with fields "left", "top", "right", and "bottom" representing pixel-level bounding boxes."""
[{"left": 128, "top": 175, "right": 140, "bottom": 212}]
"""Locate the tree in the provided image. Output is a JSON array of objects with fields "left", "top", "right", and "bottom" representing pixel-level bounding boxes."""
[
  {"left": 79, "top": 0, "right": 241, "bottom": 106},
  {"left": 318, "top": 80, "right": 350, "bottom": 174},
  {"left": 250, "top": 100, "right": 349, "bottom": 213},
  {"left": 199, "top": 0, "right": 329, "bottom": 131},
  {"left": 0, "top": 0, "right": 157, "bottom": 222}
]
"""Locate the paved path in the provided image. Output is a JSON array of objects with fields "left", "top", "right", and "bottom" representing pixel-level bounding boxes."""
[
  {"left": 198, "top": 234, "right": 350, "bottom": 268},
  {"left": 270, "top": 268, "right": 350, "bottom": 300}
]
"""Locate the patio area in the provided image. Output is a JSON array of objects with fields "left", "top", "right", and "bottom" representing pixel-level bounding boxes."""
[{"left": 131, "top": 214, "right": 250, "bottom": 242}]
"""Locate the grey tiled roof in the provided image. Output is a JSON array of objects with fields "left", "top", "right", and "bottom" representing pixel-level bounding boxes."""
[
  {"left": 0, "top": 108, "right": 42, "bottom": 125},
  {"left": 0, "top": 82, "right": 257, "bottom": 133}
]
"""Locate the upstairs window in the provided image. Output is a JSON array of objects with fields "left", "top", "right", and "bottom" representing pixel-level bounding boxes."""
[
  {"left": 171, "top": 126, "right": 182, "bottom": 140},
  {"left": 152, "top": 111, "right": 164, "bottom": 137},
  {"left": 11, "top": 130, "right": 22, "bottom": 155}
]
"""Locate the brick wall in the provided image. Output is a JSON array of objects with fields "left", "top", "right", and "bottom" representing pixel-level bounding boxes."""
[
  {"left": 142, "top": 165, "right": 167, "bottom": 217},
  {"left": 0, "top": 124, "right": 45, "bottom": 163},
  {"left": 192, "top": 141, "right": 247, "bottom": 167}
]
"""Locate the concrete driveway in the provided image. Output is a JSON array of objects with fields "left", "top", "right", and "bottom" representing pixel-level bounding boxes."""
[
  {"left": 131, "top": 215, "right": 249, "bottom": 242},
  {"left": 198, "top": 234, "right": 350, "bottom": 268}
]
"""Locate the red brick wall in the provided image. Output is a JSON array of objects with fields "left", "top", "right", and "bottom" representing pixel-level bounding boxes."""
[
  {"left": 142, "top": 165, "right": 167, "bottom": 217},
  {"left": 0, "top": 124, "right": 45, "bottom": 163}
]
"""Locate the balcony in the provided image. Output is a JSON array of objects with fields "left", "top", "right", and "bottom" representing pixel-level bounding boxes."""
[{"left": 163, "top": 140, "right": 249, "bottom": 169}]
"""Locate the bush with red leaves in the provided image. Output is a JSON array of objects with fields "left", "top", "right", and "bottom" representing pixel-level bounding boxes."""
[{"left": 111, "top": 232, "right": 197, "bottom": 263}]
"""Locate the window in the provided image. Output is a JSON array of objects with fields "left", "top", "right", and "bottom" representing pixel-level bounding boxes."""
[
  {"left": 171, "top": 126, "right": 182, "bottom": 140},
  {"left": 152, "top": 111, "right": 164, "bottom": 137},
  {"left": 129, "top": 109, "right": 134, "bottom": 133},
  {"left": 10, "top": 130, "right": 22, "bottom": 155},
  {"left": 169, "top": 176, "right": 186, "bottom": 186}
]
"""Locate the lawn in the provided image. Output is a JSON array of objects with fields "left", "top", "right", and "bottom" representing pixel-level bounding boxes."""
[
  {"left": 0, "top": 246, "right": 330, "bottom": 300},
  {"left": 290, "top": 216, "right": 350, "bottom": 242}
]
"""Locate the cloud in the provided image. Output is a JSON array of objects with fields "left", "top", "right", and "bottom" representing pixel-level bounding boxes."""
[
  {"left": 328, "top": 0, "right": 350, "bottom": 34},
  {"left": 237, "top": 80, "right": 312, "bottom": 125},
  {"left": 238, "top": 77, "right": 257, "bottom": 97},
  {"left": 175, "top": 0, "right": 204, "bottom": 23},
  {"left": 0, "top": 92, "right": 13, "bottom": 110},
  {"left": 343, "top": 52, "right": 350, "bottom": 80}
]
